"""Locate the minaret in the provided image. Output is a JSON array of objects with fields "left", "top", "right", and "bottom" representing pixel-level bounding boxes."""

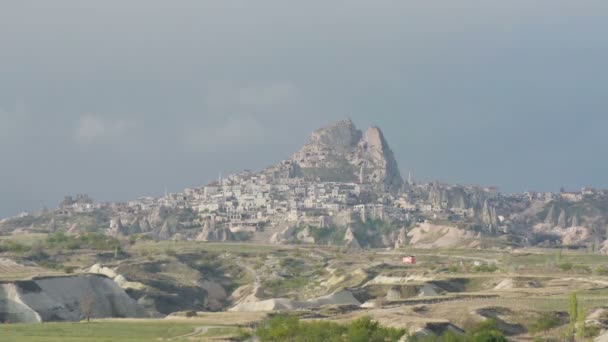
[
  {"left": 408, "top": 171, "right": 413, "bottom": 185},
  {"left": 219, "top": 171, "right": 223, "bottom": 186}
]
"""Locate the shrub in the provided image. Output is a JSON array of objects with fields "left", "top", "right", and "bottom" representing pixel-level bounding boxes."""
[
  {"left": 63, "top": 266, "right": 76, "bottom": 274},
  {"left": 596, "top": 265, "right": 608, "bottom": 276},
  {"left": 467, "top": 319, "right": 507, "bottom": 342},
  {"left": 446, "top": 265, "right": 461, "bottom": 273},
  {"left": 558, "top": 262, "right": 573, "bottom": 271},
  {"left": 184, "top": 310, "right": 198, "bottom": 317},
  {"left": 585, "top": 324, "right": 602, "bottom": 339},
  {"left": 473, "top": 264, "right": 498, "bottom": 273},
  {"left": 256, "top": 314, "right": 406, "bottom": 342},
  {"left": 45, "top": 232, "right": 119, "bottom": 251},
  {"left": 0, "top": 240, "right": 31, "bottom": 253},
  {"left": 235, "top": 328, "right": 253, "bottom": 341},
  {"left": 528, "top": 312, "right": 561, "bottom": 335},
  {"left": 572, "top": 264, "right": 592, "bottom": 274}
]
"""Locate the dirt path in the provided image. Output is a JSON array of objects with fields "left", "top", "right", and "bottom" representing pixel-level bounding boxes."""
[{"left": 168, "top": 325, "right": 225, "bottom": 340}]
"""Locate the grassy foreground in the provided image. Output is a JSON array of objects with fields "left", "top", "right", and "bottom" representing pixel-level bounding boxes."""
[{"left": 0, "top": 321, "right": 201, "bottom": 342}]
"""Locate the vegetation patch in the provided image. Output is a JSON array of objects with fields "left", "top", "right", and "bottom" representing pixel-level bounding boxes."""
[{"left": 256, "top": 314, "right": 406, "bottom": 342}]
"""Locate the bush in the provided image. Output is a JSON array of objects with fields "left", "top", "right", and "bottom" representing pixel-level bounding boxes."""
[
  {"left": 596, "top": 265, "right": 608, "bottom": 276},
  {"left": 528, "top": 312, "right": 561, "bottom": 335},
  {"left": 235, "top": 328, "right": 253, "bottom": 341},
  {"left": 63, "top": 266, "right": 76, "bottom": 274},
  {"left": 256, "top": 314, "right": 406, "bottom": 342},
  {"left": 558, "top": 262, "right": 573, "bottom": 271},
  {"left": 0, "top": 240, "right": 31, "bottom": 253},
  {"left": 572, "top": 264, "right": 592, "bottom": 274},
  {"left": 46, "top": 232, "right": 119, "bottom": 251},
  {"left": 412, "top": 320, "right": 506, "bottom": 342},
  {"left": 585, "top": 324, "right": 602, "bottom": 338},
  {"left": 446, "top": 265, "right": 461, "bottom": 273},
  {"left": 184, "top": 310, "right": 198, "bottom": 317},
  {"left": 467, "top": 319, "right": 507, "bottom": 342},
  {"left": 473, "top": 264, "right": 498, "bottom": 273}
]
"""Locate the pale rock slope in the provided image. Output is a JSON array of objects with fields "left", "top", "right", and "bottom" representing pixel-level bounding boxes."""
[{"left": 0, "top": 274, "right": 146, "bottom": 323}]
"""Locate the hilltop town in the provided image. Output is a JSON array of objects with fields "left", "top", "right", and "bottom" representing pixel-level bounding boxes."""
[
  {"left": 2, "top": 119, "right": 608, "bottom": 252},
  {"left": 3, "top": 120, "right": 608, "bottom": 341}
]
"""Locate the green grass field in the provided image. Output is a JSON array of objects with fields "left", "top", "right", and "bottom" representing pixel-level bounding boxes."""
[{"left": 0, "top": 321, "right": 201, "bottom": 342}]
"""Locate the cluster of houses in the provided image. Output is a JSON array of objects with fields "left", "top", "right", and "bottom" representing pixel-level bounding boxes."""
[{"left": 36, "top": 163, "right": 608, "bottom": 243}]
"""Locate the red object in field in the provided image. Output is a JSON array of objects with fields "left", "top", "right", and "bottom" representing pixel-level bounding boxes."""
[{"left": 402, "top": 256, "right": 416, "bottom": 264}]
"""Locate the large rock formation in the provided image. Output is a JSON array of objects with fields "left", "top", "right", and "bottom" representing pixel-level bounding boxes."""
[
  {"left": 155, "top": 221, "right": 174, "bottom": 240},
  {"left": 106, "top": 218, "right": 129, "bottom": 238},
  {"left": 269, "top": 226, "right": 297, "bottom": 245},
  {"left": 290, "top": 119, "right": 403, "bottom": 192},
  {"left": 343, "top": 226, "right": 362, "bottom": 249},
  {"left": 0, "top": 274, "right": 146, "bottom": 323},
  {"left": 195, "top": 220, "right": 234, "bottom": 242}
]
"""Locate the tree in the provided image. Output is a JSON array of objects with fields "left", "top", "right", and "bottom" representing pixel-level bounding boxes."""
[
  {"left": 568, "top": 292, "right": 578, "bottom": 338},
  {"left": 576, "top": 303, "right": 586, "bottom": 341},
  {"left": 467, "top": 320, "right": 507, "bottom": 342},
  {"left": 80, "top": 293, "right": 96, "bottom": 323}
]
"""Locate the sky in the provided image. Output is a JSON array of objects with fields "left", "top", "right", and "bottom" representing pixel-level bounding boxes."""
[{"left": 1, "top": 1, "right": 607, "bottom": 218}]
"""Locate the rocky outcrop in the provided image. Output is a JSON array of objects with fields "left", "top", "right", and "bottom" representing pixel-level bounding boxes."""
[
  {"left": 296, "top": 226, "right": 315, "bottom": 244},
  {"left": 195, "top": 220, "right": 234, "bottom": 242},
  {"left": 87, "top": 264, "right": 147, "bottom": 291},
  {"left": 46, "top": 218, "right": 57, "bottom": 233},
  {"left": 128, "top": 218, "right": 142, "bottom": 235},
  {"left": 140, "top": 218, "right": 153, "bottom": 232},
  {"left": 270, "top": 226, "right": 297, "bottom": 245},
  {"left": 0, "top": 274, "right": 147, "bottom": 323},
  {"left": 290, "top": 119, "right": 403, "bottom": 192},
  {"left": 394, "top": 226, "right": 408, "bottom": 249},
  {"left": 66, "top": 223, "right": 83, "bottom": 236},
  {"left": 545, "top": 205, "right": 556, "bottom": 225},
  {"left": 562, "top": 226, "right": 592, "bottom": 246},
  {"left": 407, "top": 223, "right": 479, "bottom": 249},
  {"left": 229, "top": 289, "right": 360, "bottom": 312},
  {"left": 353, "top": 126, "right": 403, "bottom": 192},
  {"left": 106, "top": 218, "right": 129, "bottom": 238},
  {"left": 155, "top": 221, "right": 174, "bottom": 240},
  {"left": 481, "top": 200, "right": 499, "bottom": 231},
  {"left": 343, "top": 226, "right": 361, "bottom": 249},
  {"left": 557, "top": 209, "right": 567, "bottom": 229}
]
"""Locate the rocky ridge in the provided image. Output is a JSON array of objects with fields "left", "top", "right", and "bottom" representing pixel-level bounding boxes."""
[{"left": 290, "top": 119, "right": 403, "bottom": 192}]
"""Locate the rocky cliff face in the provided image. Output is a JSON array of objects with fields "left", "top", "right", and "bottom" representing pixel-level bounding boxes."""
[
  {"left": 0, "top": 274, "right": 146, "bottom": 323},
  {"left": 196, "top": 219, "right": 235, "bottom": 242},
  {"left": 290, "top": 119, "right": 403, "bottom": 192}
]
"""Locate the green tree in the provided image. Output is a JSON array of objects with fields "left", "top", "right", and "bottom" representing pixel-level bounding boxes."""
[
  {"left": 576, "top": 303, "right": 586, "bottom": 341},
  {"left": 256, "top": 314, "right": 299, "bottom": 341},
  {"left": 568, "top": 292, "right": 578, "bottom": 338},
  {"left": 467, "top": 320, "right": 507, "bottom": 342},
  {"left": 256, "top": 315, "right": 406, "bottom": 342}
]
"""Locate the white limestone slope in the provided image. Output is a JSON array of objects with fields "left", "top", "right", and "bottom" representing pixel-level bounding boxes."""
[
  {"left": 229, "top": 289, "right": 360, "bottom": 312},
  {"left": 0, "top": 274, "right": 146, "bottom": 323}
]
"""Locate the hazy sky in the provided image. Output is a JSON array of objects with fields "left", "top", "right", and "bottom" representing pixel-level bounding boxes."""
[{"left": 1, "top": 1, "right": 607, "bottom": 218}]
